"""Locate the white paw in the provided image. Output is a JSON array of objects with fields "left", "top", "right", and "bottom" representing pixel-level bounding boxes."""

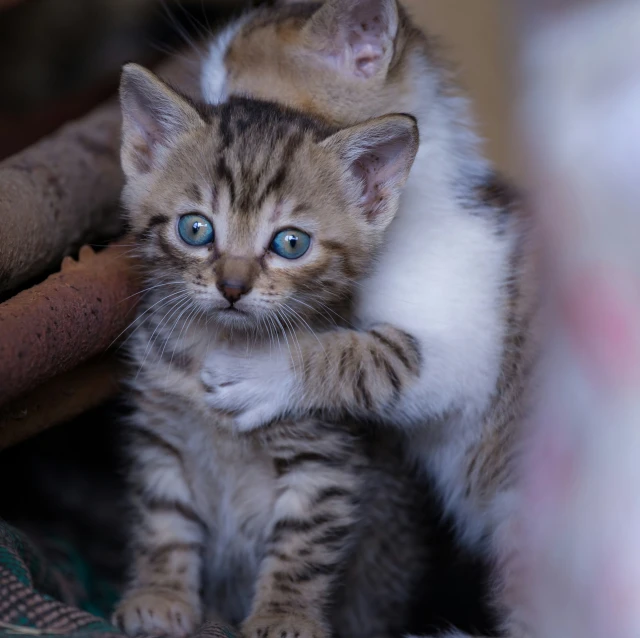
[
  {"left": 112, "top": 588, "right": 201, "bottom": 638},
  {"left": 201, "top": 346, "right": 295, "bottom": 431},
  {"left": 242, "top": 613, "right": 328, "bottom": 638}
]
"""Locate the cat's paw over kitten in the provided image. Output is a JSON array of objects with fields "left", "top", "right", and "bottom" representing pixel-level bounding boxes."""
[{"left": 202, "top": 346, "right": 293, "bottom": 431}]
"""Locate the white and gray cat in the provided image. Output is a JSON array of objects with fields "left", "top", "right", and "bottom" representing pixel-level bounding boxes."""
[
  {"left": 112, "top": 63, "right": 431, "bottom": 638},
  {"left": 200, "top": 2, "right": 538, "bottom": 637}
]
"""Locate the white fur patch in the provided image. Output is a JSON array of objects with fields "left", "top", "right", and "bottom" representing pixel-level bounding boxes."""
[
  {"left": 201, "top": 16, "right": 249, "bottom": 104},
  {"left": 201, "top": 346, "right": 296, "bottom": 432}
]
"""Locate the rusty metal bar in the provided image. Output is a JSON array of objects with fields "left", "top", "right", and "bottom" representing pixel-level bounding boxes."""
[{"left": 0, "top": 241, "right": 141, "bottom": 406}]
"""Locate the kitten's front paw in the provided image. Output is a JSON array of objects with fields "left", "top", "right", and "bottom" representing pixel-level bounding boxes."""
[
  {"left": 242, "top": 613, "right": 327, "bottom": 638},
  {"left": 112, "top": 588, "right": 201, "bottom": 638},
  {"left": 202, "top": 347, "right": 294, "bottom": 431}
]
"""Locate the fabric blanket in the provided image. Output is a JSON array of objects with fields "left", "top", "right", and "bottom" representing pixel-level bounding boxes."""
[{"left": 0, "top": 521, "right": 235, "bottom": 638}]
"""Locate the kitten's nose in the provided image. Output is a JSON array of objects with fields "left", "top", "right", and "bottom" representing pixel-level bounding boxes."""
[{"left": 217, "top": 280, "right": 250, "bottom": 304}]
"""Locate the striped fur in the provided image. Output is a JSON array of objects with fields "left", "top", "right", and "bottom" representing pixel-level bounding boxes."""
[
  {"left": 200, "top": 2, "right": 540, "bottom": 636},
  {"left": 112, "top": 65, "right": 429, "bottom": 638}
]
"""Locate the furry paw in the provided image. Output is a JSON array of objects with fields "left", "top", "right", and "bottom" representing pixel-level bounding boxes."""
[
  {"left": 112, "top": 588, "right": 201, "bottom": 638},
  {"left": 241, "top": 613, "right": 327, "bottom": 638},
  {"left": 201, "top": 346, "right": 295, "bottom": 431}
]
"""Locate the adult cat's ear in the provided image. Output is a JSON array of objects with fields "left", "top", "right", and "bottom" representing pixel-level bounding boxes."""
[
  {"left": 119, "top": 63, "right": 205, "bottom": 178},
  {"left": 321, "top": 114, "right": 418, "bottom": 230},
  {"left": 303, "top": 0, "right": 399, "bottom": 80}
]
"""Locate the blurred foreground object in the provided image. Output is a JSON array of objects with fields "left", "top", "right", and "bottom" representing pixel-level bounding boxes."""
[{"left": 512, "top": 1, "right": 640, "bottom": 637}]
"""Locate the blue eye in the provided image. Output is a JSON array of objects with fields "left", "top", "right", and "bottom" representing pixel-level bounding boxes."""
[
  {"left": 178, "top": 214, "right": 214, "bottom": 246},
  {"left": 270, "top": 229, "right": 311, "bottom": 259}
]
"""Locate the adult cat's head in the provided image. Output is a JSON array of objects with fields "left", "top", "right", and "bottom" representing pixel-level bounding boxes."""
[
  {"left": 202, "top": 0, "right": 442, "bottom": 128},
  {"left": 119, "top": 64, "right": 418, "bottom": 332}
]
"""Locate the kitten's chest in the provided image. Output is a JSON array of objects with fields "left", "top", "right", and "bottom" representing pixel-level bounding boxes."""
[
  {"left": 183, "top": 421, "right": 278, "bottom": 621},
  {"left": 186, "top": 422, "right": 277, "bottom": 535}
]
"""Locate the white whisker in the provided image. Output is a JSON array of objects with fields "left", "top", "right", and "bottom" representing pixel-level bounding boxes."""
[
  {"left": 136, "top": 297, "right": 192, "bottom": 379},
  {"left": 111, "top": 289, "right": 188, "bottom": 350},
  {"left": 272, "top": 312, "right": 297, "bottom": 382},
  {"left": 277, "top": 308, "right": 304, "bottom": 369},
  {"left": 119, "top": 280, "right": 184, "bottom": 304},
  {"left": 280, "top": 302, "right": 326, "bottom": 355}
]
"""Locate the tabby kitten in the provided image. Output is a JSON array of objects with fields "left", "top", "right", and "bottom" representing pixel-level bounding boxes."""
[
  {"left": 112, "top": 63, "right": 429, "bottom": 638},
  {"left": 200, "top": 2, "right": 538, "bottom": 637}
]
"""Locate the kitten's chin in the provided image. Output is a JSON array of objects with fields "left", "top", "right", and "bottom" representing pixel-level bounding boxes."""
[{"left": 209, "top": 307, "right": 258, "bottom": 331}]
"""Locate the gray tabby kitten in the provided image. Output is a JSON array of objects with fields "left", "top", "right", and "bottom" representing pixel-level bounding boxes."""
[{"left": 112, "top": 63, "right": 429, "bottom": 638}]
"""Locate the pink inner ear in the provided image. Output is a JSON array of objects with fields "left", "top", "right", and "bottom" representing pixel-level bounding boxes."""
[
  {"left": 352, "top": 158, "right": 383, "bottom": 219},
  {"left": 351, "top": 136, "right": 409, "bottom": 220},
  {"left": 347, "top": 1, "right": 393, "bottom": 79}
]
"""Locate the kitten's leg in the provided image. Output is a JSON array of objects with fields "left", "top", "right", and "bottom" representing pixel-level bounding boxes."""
[
  {"left": 242, "top": 420, "right": 363, "bottom": 638},
  {"left": 203, "top": 324, "right": 422, "bottom": 430},
  {"left": 113, "top": 405, "right": 206, "bottom": 638}
]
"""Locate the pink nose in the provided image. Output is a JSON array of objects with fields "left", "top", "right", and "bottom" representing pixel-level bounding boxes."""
[{"left": 217, "top": 280, "right": 250, "bottom": 304}]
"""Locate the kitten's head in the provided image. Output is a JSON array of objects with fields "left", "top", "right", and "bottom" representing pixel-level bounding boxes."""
[
  {"left": 203, "top": 0, "right": 436, "bottom": 127},
  {"left": 120, "top": 64, "right": 418, "bottom": 332}
]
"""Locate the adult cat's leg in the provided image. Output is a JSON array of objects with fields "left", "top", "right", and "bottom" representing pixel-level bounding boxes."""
[{"left": 203, "top": 324, "right": 422, "bottom": 430}]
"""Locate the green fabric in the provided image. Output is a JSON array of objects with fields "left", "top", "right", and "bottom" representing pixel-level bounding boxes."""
[
  {"left": 0, "top": 521, "right": 236, "bottom": 638},
  {"left": 32, "top": 536, "right": 119, "bottom": 620}
]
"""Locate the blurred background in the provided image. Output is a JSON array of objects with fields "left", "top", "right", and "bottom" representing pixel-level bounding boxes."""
[
  {"left": 0, "top": 0, "right": 513, "bottom": 171},
  {"left": 0, "top": 0, "right": 238, "bottom": 159},
  {"left": 409, "top": 0, "right": 513, "bottom": 175}
]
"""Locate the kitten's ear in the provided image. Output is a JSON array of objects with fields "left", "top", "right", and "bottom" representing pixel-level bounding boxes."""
[
  {"left": 322, "top": 114, "right": 418, "bottom": 229},
  {"left": 119, "top": 63, "right": 204, "bottom": 177},
  {"left": 304, "top": 0, "right": 399, "bottom": 80}
]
